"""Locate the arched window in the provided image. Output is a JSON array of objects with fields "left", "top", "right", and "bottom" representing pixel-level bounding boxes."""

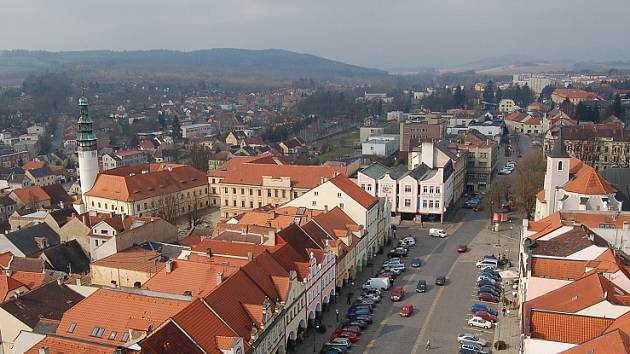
[{"left": 558, "top": 161, "right": 563, "bottom": 171}]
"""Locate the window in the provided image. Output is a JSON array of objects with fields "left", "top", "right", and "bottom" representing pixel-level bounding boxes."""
[
  {"left": 340, "top": 203, "right": 344, "bottom": 209},
  {"left": 337, "top": 193, "right": 342, "bottom": 198},
  {"left": 404, "top": 199, "right": 411, "bottom": 207},
  {"left": 294, "top": 192, "right": 298, "bottom": 198},
  {"left": 90, "top": 327, "right": 105, "bottom": 338},
  {"left": 91, "top": 201, "right": 94, "bottom": 207},
  {"left": 435, "top": 187, "right": 440, "bottom": 194},
  {"left": 67, "top": 323, "right": 77, "bottom": 333},
  {"left": 429, "top": 200, "right": 434, "bottom": 208},
  {"left": 250, "top": 201, "right": 253, "bottom": 208},
  {"left": 314, "top": 191, "right": 319, "bottom": 196},
  {"left": 144, "top": 202, "right": 147, "bottom": 209},
  {"left": 258, "top": 190, "right": 262, "bottom": 196},
  {"left": 282, "top": 190, "right": 286, "bottom": 198},
  {"left": 224, "top": 200, "right": 228, "bottom": 206},
  {"left": 268, "top": 190, "right": 272, "bottom": 197},
  {"left": 423, "top": 200, "right": 427, "bottom": 208},
  {"left": 404, "top": 185, "right": 411, "bottom": 193},
  {"left": 120, "top": 332, "right": 130, "bottom": 342},
  {"left": 367, "top": 185, "right": 372, "bottom": 192},
  {"left": 241, "top": 201, "right": 245, "bottom": 208},
  {"left": 212, "top": 187, "right": 216, "bottom": 194},
  {"left": 224, "top": 187, "right": 228, "bottom": 193},
  {"left": 361, "top": 184, "right": 365, "bottom": 190},
  {"left": 101, "top": 229, "right": 108, "bottom": 235},
  {"left": 249, "top": 189, "right": 253, "bottom": 195},
  {"left": 436, "top": 200, "right": 440, "bottom": 209},
  {"left": 232, "top": 188, "right": 236, "bottom": 194},
  {"left": 108, "top": 331, "right": 117, "bottom": 340},
  {"left": 312, "top": 201, "right": 317, "bottom": 206},
  {"left": 232, "top": 200, "right": 237, "bottom": 207},
  {"left": 423, "top": 186, "right": 428, "bottom": 193},
  {"left": 98, "top": 202, "right": 101, "bottom": 208},
  {"left": 558, "top": 161, "right": 563, "bottom": 171},
  {"left": 429, "top": 186, "right": 434, "bottom": 193}
]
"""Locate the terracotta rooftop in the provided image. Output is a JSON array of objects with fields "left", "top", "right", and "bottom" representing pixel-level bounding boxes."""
[
  {"left": 233, "top": 206, "right": 325, "bottom": 229},
  {"left": 0, "top": 251, "right": 12, "bottom": 269},
  {"left": 191, "top": 238, "right": 277, "bottom": 257},
  {"left": 530, "top": 226, "right": 607, "bottom": 257},
  {"left": 560, "top": 329, "right": 630, "bottom": 354},
  {"left": 56, "top": 289, "right": 190, "bottom": 345},
  {"left": 12, "top": 186, "right": 51, "bottom": 203},
  {"left": 528, "top": 211, "right": 630, "bottom": 241},
  {"left": 329, "top": 175, "right": 378, "bottom": 209},
  {"left": 139, "top": 320, "right": 205, "bottom": 354},
  {"left": 25, "top": 335, "right": 116, "bottom": 354},
  {"left": 554, "top": 89, "right": 603, "bottom": 100},
  {"left": 142, "top": 259, "right": 240, "bottom": 297},
  {"left": 526, "top": 272, "right": 630, "bottom": 313},
  {"left": 208, "top": 154, "right": 345, "bottom": 189},
  {"left": 563, "top": 164, "right": 617, "bottom": 196},
  {"left": 85, "top": 163, "right": 207, "bottom": 202},
  {"left": 21, "top": 160, "right": 46, "bottom": 171},
  {"left": 531, "top": 258, "right": 589, "bottom": 280},
  {"left": 0, "top": 274, "right": 26, "bottom": 301},
  {"left": 92, "top": 248, "right": 165, "bottom": 273},
  {"left": 529, "top": 310, "right": 613, "bottom": 344}
]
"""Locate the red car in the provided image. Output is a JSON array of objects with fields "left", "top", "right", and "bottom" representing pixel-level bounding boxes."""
[
  {"left": 340, "top": 325, "right": 362, "bottom": 334},
  {"left": 475, "top": 310, "right": 498, "bottom": 322},
  {"left": 390, "top": 286, "right": 405, "bottom": 302},
  {"left": 457, "top": 244, "right": 468, "bottom": 253},
  {"left": 331, "top": 331, "right": 359, "bottom": 343},
  {"left": 399, "top": 304, "right": 414, "bottom": 317},
  {"left": 478, "top": 293, "right": 500, "bottom": 303}
]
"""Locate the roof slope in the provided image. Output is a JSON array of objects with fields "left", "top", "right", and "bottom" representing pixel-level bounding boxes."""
[
  {"left": 3, "top": 223, "right": 60, "bottom": 256},
  {"left": 560, "top": 328, "right": 630, "bottom": 353},
  {"left": 24, "top": 336, "right": 117, "bottom": 354},
  {"left": 139, "top": 320, "right": 205, "bottom": 354},
  {"left": 564, "top": 165, "right": 617, "bottom": 195},
  {"left": 529, "top": 310, "right": 614, "bottom": 344},
  {"left": 329, "top": 175, "right": 378, "bottom": 209},
  {"left": 42, "top": 240, "right": 90, "bottom": 274}
]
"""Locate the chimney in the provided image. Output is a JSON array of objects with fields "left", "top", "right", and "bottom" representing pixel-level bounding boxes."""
[
  {"left": 82, "top": 214, "right": 89, "bottom": 226},
  {"left": 6, "top": 268, "right": 12, "bottom": 277},
  {"left": 165, "top": 260, "right": 173, "bottom": 273},
  {"left": 324, "top": 205, "right": 328, "bottom": 212},
  {"left": 216, "top": 272, "right": 224, "bottom": 285},
  {"left": 57, "top": 278, "right": 64, "bottom": 286},
  {"left": 75, "top": 278, "right": 82, "bottom": 286},
  {"left": 247, "top": 251, "right": 254, "bottom": 261},
  {"left": 38, "top": 347, "right": 49, "bottom": 354}
]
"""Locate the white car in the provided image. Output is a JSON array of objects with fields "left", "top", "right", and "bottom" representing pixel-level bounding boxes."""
[
  {"left": 476, "top": 260, "right": 498, "bottom": 268},
  {"left": 429, "top": 228, "right": 447, "bottom": 238},
  {"left": 457, "top": 333, "right": 488, "bottom": 347},
  {"left": 325, "top": 337, "right": 351, "bottom": 348},
  {"left": 468, "top": 316, "right": 493, "bottom": 329},
  {"left": 362, "top": 292, "right": 381, "bottom": 302}
]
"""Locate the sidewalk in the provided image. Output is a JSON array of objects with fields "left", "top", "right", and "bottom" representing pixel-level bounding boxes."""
[{"left": 290, "top": 241, "right": 393, "bottom": 353}]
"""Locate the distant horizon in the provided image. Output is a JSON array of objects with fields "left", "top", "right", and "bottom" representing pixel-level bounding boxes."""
[{"left": 2, "top": 47, "right": 630, "bottom": 74}]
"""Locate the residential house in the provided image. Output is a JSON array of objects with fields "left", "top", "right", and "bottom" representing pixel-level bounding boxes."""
[
  {"left": 40, "top": 240, "right": 90, "bottom": 274},
  {"left": 24, "top": 166, "right": 55, "bottom": 187},
  {"left": 208, "top": 154, "right": 345, "bottom": 218},
  {"left": 0, "top": 223, "right": 60, "bottom": 257},
  {"left": 278, "top": 137, "right": 305, "bottom": 155},
  {"left": 0, "top": 195, "right": 16, "bottom": 221},
  {"left": 10, "top": 186, "right": 51, "bottom": 210},
  {"left": 101, "top": 149, "right": 149, "bottom": 171},
  {"left": 450, "top": 130, "right": 498, "bottom": 192},
  {"left": 534, "top": 138, "right": 622, "bottom": 221},
  {"left": 82, "top": 163, "right": 210, "bottom": 218},
  {"left": 225, "top": 130, "right": 249, "bottom": 146},
  {"left": 499, "top": 99, "right": 517, "bottom": 113},
  {"left": 0, "top": 282, "right": 84, "bottom": 354},
  {"left": 552, "top": 88, "right": 603, "bottom": 105},
  {"left": 90, "top": 248, "right": 166, "bottom": 288},
  {"left": 362, "top": 134, "right": 400, "bottom": 157},
  {"left": 399, "top": 120, "right": 446, "bottom": 155}
]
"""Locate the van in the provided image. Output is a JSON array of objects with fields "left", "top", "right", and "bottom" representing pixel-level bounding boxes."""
[
  {"left": 429, "top": 228, "right": 447, "bottom": 238},
  {"left": 362, "top": 277, "right": 391, "bottom": 291}
]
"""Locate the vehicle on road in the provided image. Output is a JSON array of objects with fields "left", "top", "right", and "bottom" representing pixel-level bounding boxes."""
[
  {"left": 354, "top": 298, "right": 376, "bottom": 306},
  {"left": 474, "top": 311, "right": 498, "bottom": 322},
  {"left": 468, "top": 316, "right": 493, "bottom": 329},
  {"left": 478, "top": 286, "right": 501, "bottom": 297},
  {"left": 416, "top": 279, "right": 428, "bottom": 293},
  {"left": 429, "top": 228, "right": 448, "bottom": 238},
  {"left": 471, "top": 304, "right": 498, "bottom": 317},
  {"left": 377, "top": 272, "right": 395, "bottom": 282},
  {"left": 326, "top": 337, "right": 352, "bottom": 348},
  {"left": 362, "top": 277, "right": 391, "bottom": 291},
  {"left": 339, "top": 325, "right": 361, "bottom": 334},
  {"left": 498, "top": 167, "right": 513, "bottom": 175},
  {"left": 411, "top": 257, "right": 422, "bottom": 268},
  {"left": 402, "top": 236, "right": 416, "bottom": 245},
  {"left": 435, "top": 275, "right": 446, "bottom": 286},
  {"left": 342, "top": 319, "right": 368, "bottom": 329},
  {"left": 460, "top": 342, "right": 488, "bottom": 354},
  {"left": 399, "top": 304, "right": 414, "bottom": 317},
  {"left": 476, "top": 259, "right": 498, "bottom": 268},
  {"left": 361, "top": 292, "right": 381, "bottom": 302},
  {"left": 390, "top": 286, "right": 405, "bottom": 301},
  {"left": 478, "top": 293, "right": 500, "bottom": 303},
  {"left": 320, "top": 346, "right": 347, "bottom": 354},
  {"left": 464, "top": 198, "right": 480, "bottom": 209},
  {"left": 457, "top": 244, "right": 468, "bottom": 253},
  {"left": 457, "top": 333, "right": 488, "bottom": 347},
  {"left": 331, "top": 331, "right": 359, "bottom": 343},
  {"left": 478, "top": 279, "right": 499, "bottom": 288},
  {"left": 348, "top": 314, "right": 372, "bottom": 323}
]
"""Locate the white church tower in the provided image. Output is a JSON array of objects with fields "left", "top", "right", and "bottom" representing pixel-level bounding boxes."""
[
  {"left": 542, "top": 132, "right": 570, "bottom": 218},
  {"left": 76, "top": 94, "right": 99, "bottom": 199}
]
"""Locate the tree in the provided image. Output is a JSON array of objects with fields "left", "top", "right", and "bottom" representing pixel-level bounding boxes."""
[
  {"left": 560, "top": 98, "right": 575, "bottom": 117},
  {"left": 454, "top": 86, "right": 466, "bottom": 108},
  {"left": 613, "top": 94, "right": 625, "bottom": 117},
  {"left": 483, "top": 81, "right": 495, "bottom": 104},
  {"left": 38, "top": 134, "right": 52, "bottom": 155},
  {"left": 509, "top": 149, "right": 546, "bottom": 218},
  {"left": 158, "top": 113, "right": 167, "bottom": 130},
  {"left": 171, "top": 115, "right": 182, "bottom": 139},
  {"left": 190, "top": 144, "right": 212, "bottom": 172},
  {"left": 484, "top": 179, "right": 510, "bottom": 219},
  {"left": 157, "top": 195, "right": 178, "bottom": 224},
  {"left": 495, "top": 88, "right": 503, "bottom": 103},
  {"left": 538, "top": 85, "right": 554, "bottom": 102}
]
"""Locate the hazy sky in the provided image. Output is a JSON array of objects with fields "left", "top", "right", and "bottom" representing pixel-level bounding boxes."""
[{"left": 2, "top": 0, "right": 629, "bottom": 70}]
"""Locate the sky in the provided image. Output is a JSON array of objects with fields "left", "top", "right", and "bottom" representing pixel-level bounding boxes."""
[{"left": 1, "top": 0, "right": 630, "bottom": 70}]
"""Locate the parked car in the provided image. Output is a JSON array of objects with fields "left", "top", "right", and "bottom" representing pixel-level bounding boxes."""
[
  {"left": 457, "top": 244, "right": 468, "bottom": 253},
  {"left": 331, "top": 331, "right": 359, "bottom": 343},
  {"left": 361, "top": 292, "right": 381, "bottom": 302},
  {"left": 411, "top": 257, "right": 422, "bottom": 268},
  {"left": 478, "top": 279, "right": 499, "bottom": 288},
  {"left": 339, "top": 325, "right": 361, "bottom": 334},
  {"left": 476, "top": 259, "right": 498, "bottom": 268},
  {"left": 399, "top": 304, "right": 414, "bottom": 317},
  {"left": 474, "top": 310, "right": 498, "bottom": 322},
  {"left": 326, "top": 337, "right": 352, "bottom": 348},
  {"left": 478, "top": 286, "right": 501, "bottom": 297},
  {"left": 468, "top": 316, "right": 493, "bottom": 329},
  {"left": 429, "top": 228, "right": 448, "bottom": 238},
  {"left": 477, "top": 275, "right": 498, "bottom": 284},
  {"left": 390, "top": 286, "right": 405, "bottom": 301},
  {"left": 461, "top": 342, "right": 488, "bottom": 354},
  {"left": 320, "top": 346, "right": 347, "bottom": 354},
  {"left": 479, "top": 269, "right": 501, "bottom": 278},
  {"left": 464, "top": 198, "right": 480, "bottom": 209},
  {"left": 471, "top": 304, "right": 498, "bottom": 317},
  {"left": 348, "top": 314, "right": 372, "bottom": 323},
  {"left": 416, "top": 279, "right": 428, "bottom": 293},
  {"left": 457, "top": 333, "right": 488, "bottom": 347},
  {"left": 347, "top": 308, "right": 371, "bottom": 316},
  {"left": 435, "top": 275, "right": 446, "bottom": 286},
  {"left": 478, "top": 293, "right": 500, "bottom": 303},
  {"left": 377, "top": 272, "right": 395, "bottom": 282},
  {"left": 381, "top": 266, "right": 402, "bottom": 276},
  {"left": 342, "top": 319, "right": 368, "bottom": 329}
]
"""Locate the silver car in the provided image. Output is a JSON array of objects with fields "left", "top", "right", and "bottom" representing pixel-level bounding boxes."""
[{"left": 457, "top": 333, "right": 488, "bottom": 347}]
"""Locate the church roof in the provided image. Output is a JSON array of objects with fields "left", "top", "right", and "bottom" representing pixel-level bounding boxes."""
[{"left": 548, "top": 132, "right": 570, "bottom": 159}]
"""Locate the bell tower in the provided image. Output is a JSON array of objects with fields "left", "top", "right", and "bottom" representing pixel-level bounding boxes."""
[{"left": 76, "top": 93, "right": 99, "bottom": 197}]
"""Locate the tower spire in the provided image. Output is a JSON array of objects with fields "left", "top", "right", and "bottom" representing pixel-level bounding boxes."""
[
  {"left": 548, "top": 128, "right": 569, "bottom": 158},
  {"left": 76, "top": 91, "right": 100, "bottom": 198}
]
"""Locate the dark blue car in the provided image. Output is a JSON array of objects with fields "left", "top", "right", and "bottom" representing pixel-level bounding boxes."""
[
  {"left": 471, "top": 304, "right": 498, "bottom": 316},
  {"left": 478, "top": 286, "right": 501, "bottom": 297},
  {"left": 348, "top": 308, "right": 371, "bottom": 316}
]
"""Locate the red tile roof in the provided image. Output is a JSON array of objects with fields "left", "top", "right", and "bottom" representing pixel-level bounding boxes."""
[
  {"left": 529, "top": 310, "right": 613, "bottom": 344},
  {"left": 531, "top": 258, "right": 588, "bottom": 280},
  {"left": 522, "top": 117, "right": 542, "bottom": 125},
  {"left": 85, "top": 163, "right": 207, "bottom": 202},
  {"left": 140, "top": 320, "right": 205, "bottom": 354},
  {"left": 554, "top": 89, "right": 603, "bottom": 101},
  {"left": 560, "top": 329, "right": 630, "bottom": 354},
  {"left": 56, "top": 289, "right": 190, "bottom": 345},
  {"left": 25, "top": 336, "right": 116, "bottom": 354},
  {"left": 0, "top": 252, "right": 12, "bottom": 269},
  {"left": 0, "top": 274, "right": 26, "bottom": 301},
  {"left": 92, "top": 248, "right": 165, "bottom": 273},
  {"left": 563, "top": 165, "right": 617, "bottom": 195},
  {"left": 329, "top": 175, "right": 378, "bottom": 209},
  {"left": 12, "top": 186, "right": 51, "bottom": 203},
  {"left": 10, "top": 271, "right": 47, "bottom": 289},
  {"left": 209, "top": 154, "right": 345, "bottom": 189},
  {"left": 21, "top": 160, "right": 46, "bottom": 171}
]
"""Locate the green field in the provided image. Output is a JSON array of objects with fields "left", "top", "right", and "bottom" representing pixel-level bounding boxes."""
[{"left": 312, "top": 130, "right": 360, "bottom": 163}]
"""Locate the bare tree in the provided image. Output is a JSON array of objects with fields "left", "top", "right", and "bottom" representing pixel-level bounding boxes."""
[
  {"left": 509, "top": 148, "right": 546, "bottom": 218},
  {"left": 157, "top": 194, "right": 178, "bottom": 224}
]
